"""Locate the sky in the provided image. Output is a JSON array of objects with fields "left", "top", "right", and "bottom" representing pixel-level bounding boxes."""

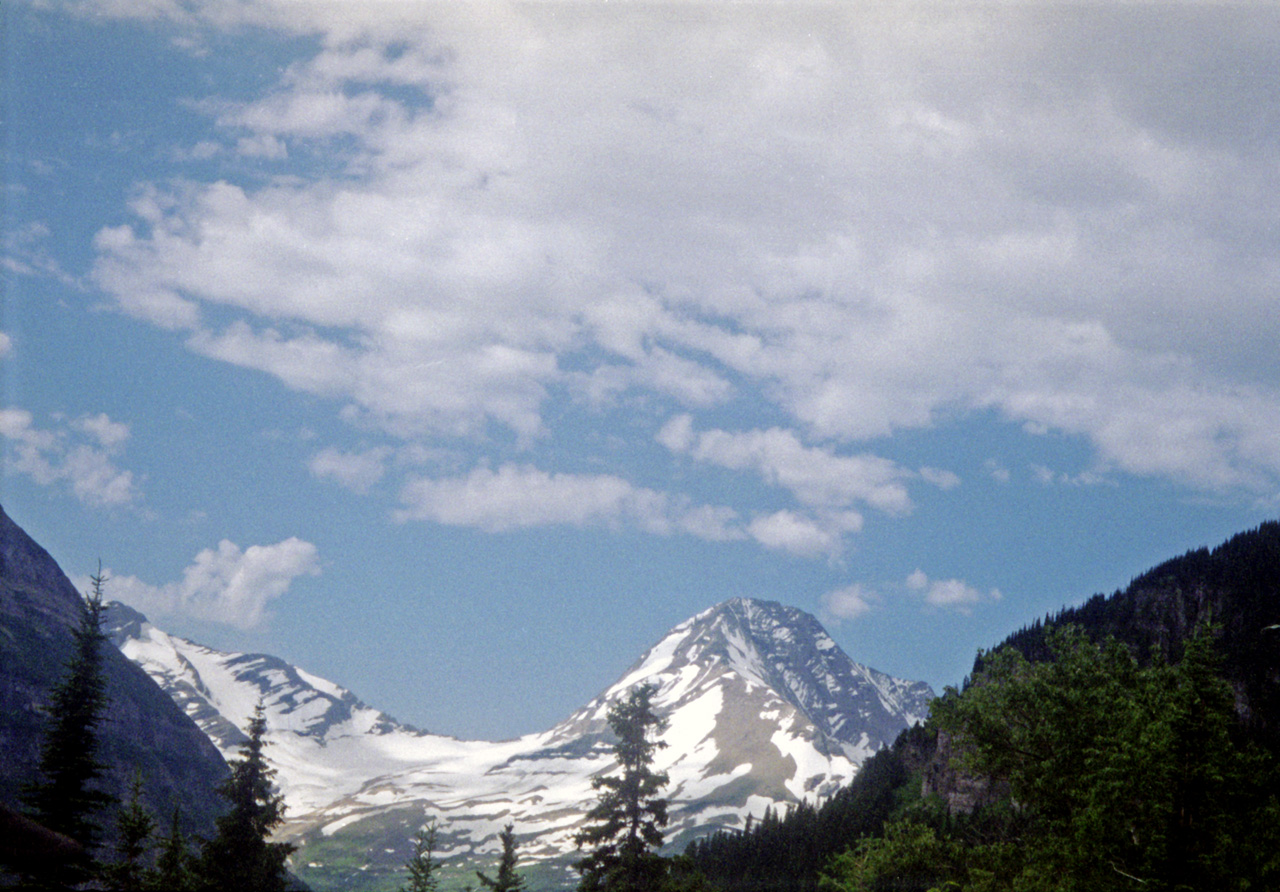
[{"left": 4, "top": 1, "right": 1280, "bottom": 742}]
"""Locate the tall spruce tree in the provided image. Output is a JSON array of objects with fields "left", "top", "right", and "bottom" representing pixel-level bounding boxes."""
[
  {"left": 196, "top": 702, "right": 294, "bottom": 892},
  {"left": 574, "top": 683, "right": 670, "bottom": 892},
  {"left": 21, "top": 566, "right": 115, "bottom": 888},
  {"left": 476, "top": 823, "right": 526, "bottom": 892}
]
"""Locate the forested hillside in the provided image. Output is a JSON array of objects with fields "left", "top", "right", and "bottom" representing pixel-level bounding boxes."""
[
  {"left": 995, "top": 520, "right": 1280, "bottom": 742},
  {"left": 689, "top": 522, "right": 1280, "bottom": 892}
]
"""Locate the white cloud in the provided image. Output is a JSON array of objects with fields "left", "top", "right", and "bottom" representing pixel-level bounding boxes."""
[
  {"left": 664, "top": 418, "right": 917, "bottom": 515},
  {"left": 78, "top": 3, "right": 1280, "bottom": 521},
  {"left": 396, "top": 464, "right": 742, "bottom": 542},
  {"left": 98, "top": 538, "right": 321, "bottom": 630},
  {"left": 75, "top": 413, "right": 131, "bottom": 449},
  {"left": 0, "top": 409, "right": 139, "bottom": 507},
  {"left": 747, "top": 510, "right": 845, "bottom": 559},
  {"left": 907, "top": 569, "right": 1001, "bottom": 614},
  {"left": 308, "top": 446, "right": 391, "bottom": 493},
  {"left": 660, "top": 415, "right": 959, "bottom": 557},
  {"left": 3, "top": 222, "right": 82, "bottom": 289},
  {"left": 821, "top": 584, "right": 876, "bottom": 622},
  {"left": 984, "top": 459, "right": 1011, "bottom": 484},
  {"left": 0, "top": 332, "right": 11, "bottom": 358}
]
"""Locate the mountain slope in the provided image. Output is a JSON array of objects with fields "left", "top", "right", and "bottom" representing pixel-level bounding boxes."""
[
  {"left": 992, "top": 520, "right": 1280, "bottom": 741},
  {"left": 0, "top": 505, "right": 229, "bottom": 839},
  {"left": 107, "top": 596, "right": 931, "bottom": 890}
]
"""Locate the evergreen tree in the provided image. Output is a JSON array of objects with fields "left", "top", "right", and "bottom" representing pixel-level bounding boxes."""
[
  {"left": 103, "top": 773, "right": 156, "bottom": 892},
  {"left": 196, "top": 702, "right": 294, "bottom": 892},
  {"left": 21, "top": 566, "right": 115, "bottom": 889},
  {"left": 819, "top": 624, "right": 1280, "bottom": 892},
  {"left": 476, "top": 823, "right": 526, "bottom": 892},
  {"left": 574, "top": 683, "right": 670, "bottom": 892},
  {"left": 152, "top": 808, "right": 197, "bottom": 892},
  {"left": 401, "top": 818, "right": 441, "bottom": 892}
]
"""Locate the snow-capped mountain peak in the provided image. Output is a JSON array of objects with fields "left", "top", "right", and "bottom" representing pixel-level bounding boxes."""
[{"left": 105, "top": 597, "right": 933, "bottom": 888}]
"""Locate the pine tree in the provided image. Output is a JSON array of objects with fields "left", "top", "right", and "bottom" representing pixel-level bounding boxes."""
[
  {"left": 21, "top": 566, "right": 115, "bottom": 888},
  {"left": 476, "top": 823, "right": 526, "bottom": 892},
  {"left": 574, "top": 683, "right": 670, "bottom": 892},
  {"left": 196, "top": 702, "right": 294, "bottom": 892},
  {"left": 401, "top": 818, "right": 441, "bottom": 892},
  {"left": 152, "top": 808, "right": 197, "bottom": 892},
  {"left": 104, "top": 773, "right": 156, "bottom": 892}
]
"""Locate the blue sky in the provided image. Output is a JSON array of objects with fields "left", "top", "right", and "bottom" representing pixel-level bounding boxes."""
[{"left": 4, "top": 1, "right": 1279, "bottom": 741}]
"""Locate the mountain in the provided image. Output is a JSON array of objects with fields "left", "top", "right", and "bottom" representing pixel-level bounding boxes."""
[
  {"left": 105, "top": 597, "right": 933, "bottom": 891},
  {"left": 0, "top": 505, "right": 229, "bottom": 840}
]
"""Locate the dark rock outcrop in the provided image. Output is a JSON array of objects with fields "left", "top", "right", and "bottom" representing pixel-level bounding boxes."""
[{"left": 0, "top": 504, "right": 229, "bottom": 839}]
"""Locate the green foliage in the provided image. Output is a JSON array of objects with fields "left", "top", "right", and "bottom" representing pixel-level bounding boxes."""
[
  {"left": 575, "top": 683, "right": 671, "bottom": 892},
  {"left": 820, "top": 818, "right": 967, "bottom": 892},
  {"left": 152, "top": 807, "right": 198, "bottom": 892},
  {"left": 476, "top": 823, "right": 526, "bottom": 892},
  {"left": 20, "top": 567, "right": 116, "bottom": 889},
  {"left": 660, "top": 854, "right": 719, "bottom": 892},
  {"left": 852, "top": 623, "right": 1280, "bottom": 892},
  {"left": 401, "top": 819, "right": 441, "bottom": 892},
  {"left": 103, "top": 773, "right": 156, "bottom": 892},
  {"left": 196, "top": 701, "right": 295, "bottom": 892}
]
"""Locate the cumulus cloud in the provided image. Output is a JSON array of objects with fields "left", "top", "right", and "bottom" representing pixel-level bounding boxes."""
[
  {"left": 0, "top": 409, "right": 139, "bottom": 507},
  {"left": 77, "top": 2, "right": 1280, "bottom": 534},
  {"left": 906, "top": 569, "right": 1001, "bottom": 614},
  {"left": 98, "top": 538, "right": 321, "bottom": 629},
  {"left": 0, "top": 332, "right": 11, "bottom": 358},
  {"left": 746, "top": 510, "right": 858, "bottom": 560}
]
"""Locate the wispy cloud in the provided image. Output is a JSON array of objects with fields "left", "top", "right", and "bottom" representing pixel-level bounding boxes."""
[
  {"left": 396, "top": 464, "right": 744, "bottom": 542},
  {"left": 659, "top": 415, "right": 922, "bottom": 515},
  {"left": 0, "top": 409, "right": 140, "bottom": 507},
  {"left": 309, "top": 446, "right": 391, "bottom": 494},
  {"left": 821, "top": 583, "right": 877, "bottom": 623}
]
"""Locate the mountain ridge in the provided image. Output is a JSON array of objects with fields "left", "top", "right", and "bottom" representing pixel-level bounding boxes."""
[{"left": 105, "top": 594, "right": 933, "bottom": 891}]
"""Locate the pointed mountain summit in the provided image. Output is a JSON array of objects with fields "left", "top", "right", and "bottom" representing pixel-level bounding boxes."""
[
  {"left": 106, "top": 593, "right": 931, "bottom": 890},
  {"left": 578, "top": 597, "right": 932, "bottom": 750},
  {"left": 554, "top": 598, "right": 933, "bottom": 823}
]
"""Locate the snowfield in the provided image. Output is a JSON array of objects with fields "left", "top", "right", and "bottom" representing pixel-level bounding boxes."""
[{"left": 105, "top": 597, "right": 934, "bottom": 865}]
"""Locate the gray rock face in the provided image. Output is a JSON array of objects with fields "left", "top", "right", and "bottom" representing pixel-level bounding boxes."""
[{"left": 0, "top": 505, "right": 229, "bottom": 839}]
